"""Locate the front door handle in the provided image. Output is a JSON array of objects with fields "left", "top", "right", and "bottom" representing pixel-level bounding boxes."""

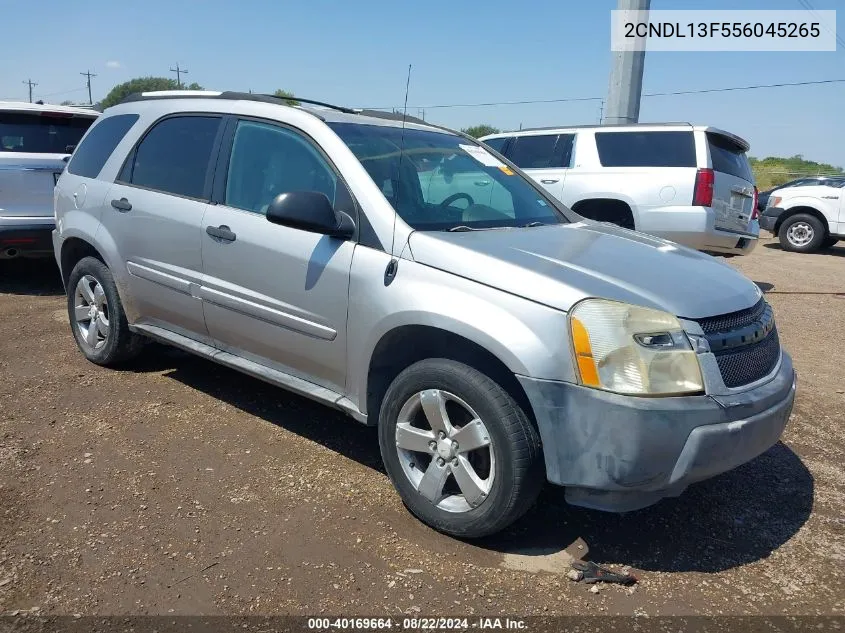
[
  {"left": 474, "top": 180, "right": 491, "bottom": 186},
  {"left": 206, "top": 225, "right": 237, "bottom": 242},
  {"left": 540, "top": 178, "right": 560, "bottom": 184},
  {"left": 110, "top": 198, "right": 132, "bottom": 212}
]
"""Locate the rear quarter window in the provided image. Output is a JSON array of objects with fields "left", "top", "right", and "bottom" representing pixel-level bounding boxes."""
[
  {"left": 595, "top": 131, "right": 696, "bottom": 168},
  {"left": 707, "top": 133, "right": 753, "bottom": 182},
  {"left": 67, "top": 114, "right": 139, "bottom": 178}
]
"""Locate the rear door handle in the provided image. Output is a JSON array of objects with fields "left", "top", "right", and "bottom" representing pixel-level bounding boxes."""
[
  {"left": 206, "top": 225, "right": 237, "bottom": 242},
  {"left": 110, "top": 198, "right": 132, "bottom": 212},
  {"left": 541, "top": 178, "right": 560, "bottom": 184},
  {"left": 474, "top": 180, "right": 491, "bottom": 186}
]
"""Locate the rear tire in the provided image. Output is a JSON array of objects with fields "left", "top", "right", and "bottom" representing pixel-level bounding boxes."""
[
  {"left": 67, "top": 256, "right": 145, "bottom": 366},
  {"left": 778, "top": 214, "right": 825, "bottom": 253},
  {"left": 378, "top": 359, "right": 544, "bottom": 538},
  {"left": 822, "top": 237, "right": 839, "bottom": 249}
]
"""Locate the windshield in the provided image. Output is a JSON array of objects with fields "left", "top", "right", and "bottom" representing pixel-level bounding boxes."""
[
  {"left": 328, "top": 123, "right": 567, "bottom": 231},
  {"left": 0, "top": 112, "right": 94, "bottom": 154}
]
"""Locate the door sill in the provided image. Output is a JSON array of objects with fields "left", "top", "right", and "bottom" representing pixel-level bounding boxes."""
[{"left": 131, "top": 323, "right": 368, "bottom": 425}]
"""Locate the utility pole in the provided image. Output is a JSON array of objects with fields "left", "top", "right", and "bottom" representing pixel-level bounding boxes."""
[
  {"left": 604, "top": 0, "right": 650, "bottom": 125},
  {"left": 22, "top": 78, "right": 38, "bottom": 103},
  {"left": 169, "top": 63, "right": 189, "bottom": 89},
  {"left": 80, "top": 70, "right": 97, "bottom": 105}
]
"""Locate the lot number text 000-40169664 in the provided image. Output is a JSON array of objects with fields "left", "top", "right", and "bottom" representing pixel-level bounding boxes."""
[{"left": 611, "top": 10, "right": 837, "bottom": 52}]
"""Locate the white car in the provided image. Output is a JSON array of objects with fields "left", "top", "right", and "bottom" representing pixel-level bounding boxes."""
[
  {"left": 481, "top": 124, "right": 760, "bottom": 256},
  {"left": 759, "top": 181, "right": 844, "bottom": 252},
  {"left": 0, "top": 101, "right": 98, "bottom": 259}
]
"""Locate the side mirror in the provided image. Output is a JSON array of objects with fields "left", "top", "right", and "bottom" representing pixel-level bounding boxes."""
[{"left": 266, "top": 191, "right": 355, "bottom": 239}]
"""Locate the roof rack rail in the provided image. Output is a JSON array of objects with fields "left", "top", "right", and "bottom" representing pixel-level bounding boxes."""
[
  {"left": 118, "top": 90, "right": 360, "bottom": 115},
  {"left": 251, "top": 93, "right": 359, "bottom": 114},
  {"left": 500, "top": 121, "right": 695, "bottom": 134}
]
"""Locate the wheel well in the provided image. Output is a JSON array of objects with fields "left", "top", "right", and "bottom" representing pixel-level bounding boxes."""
[
  {"left": 571, "top": 198, "right": 635, "bottom": 230},
  {"left": 774, "top": 206, "right": 830, "bottom": 236},
  {"left": 366, "top": 326, "right": 535, "bottom": 429},
  {"left": 60, "top": 238, "right": 104, "bottom": 289}
]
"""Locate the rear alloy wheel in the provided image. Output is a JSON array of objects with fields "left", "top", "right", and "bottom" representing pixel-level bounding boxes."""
[
  {"left": 779, "top": 213, "right": 825, "bottom": 253},
  {"left": 67, "top": 256, "right": 145, "bottom": 366},
  {"left": 378, "top": 359, "right": 544, "bottom": 538}
]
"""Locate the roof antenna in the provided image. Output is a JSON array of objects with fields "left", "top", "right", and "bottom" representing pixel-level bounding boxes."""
[{"left": 384, "top": 64, "right": 412, "bottom": 286}]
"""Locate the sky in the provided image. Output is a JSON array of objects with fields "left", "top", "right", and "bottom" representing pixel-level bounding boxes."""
[{"left": 3, "top": 0, "right": 843, "bottom": 167}]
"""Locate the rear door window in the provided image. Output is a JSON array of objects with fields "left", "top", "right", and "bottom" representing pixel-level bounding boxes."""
[
  {"left": 123, "top": 115, "right": 221, "bottom": 199},
  {"left": 595, "top": 131, "right": 696, "bottom": 167},
  {"left": 0, "top": 112, "right": 95, "bottom": 154},
  {"left": 508, "top": 134, "right": 561, "bottom": 169},
  {"left": 707, "top": 133, "right": 753, "bottom": 182},
  {"left": 67, "top": 114, "right": 138, "bottom": 178},
  {"left": 482, "top": 137, "right": 508, "bottom": 153}
]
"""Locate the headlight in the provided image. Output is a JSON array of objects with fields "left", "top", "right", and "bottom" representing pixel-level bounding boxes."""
[
  {"left": 570, "top": 299, "right": 704, "bottom": 396},
  {"left": 767, "top": 196, "right": 781, "bottom": 208}
]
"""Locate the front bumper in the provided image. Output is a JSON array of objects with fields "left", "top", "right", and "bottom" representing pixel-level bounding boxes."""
[
  {"left": 517, "top": 352, "right": 796, "bottom": 512},
  {"left": 0, "top": 220, "right": 55, "bottom": 256},
  {"left": 759, "top": 207, "right": 785, "bottom": 234}
]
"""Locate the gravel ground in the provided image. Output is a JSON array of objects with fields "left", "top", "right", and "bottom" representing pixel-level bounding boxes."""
[{"left": 0, "top": 236, "right": 843, "bottom": 617}]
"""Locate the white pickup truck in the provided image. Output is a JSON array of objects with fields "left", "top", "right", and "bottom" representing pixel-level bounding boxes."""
[{"left": 759, "top": 181, "right": 845, "bottom": 253}]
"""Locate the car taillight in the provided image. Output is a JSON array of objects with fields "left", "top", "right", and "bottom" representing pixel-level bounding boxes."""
[
  {"left": 693, "top": 168, "right": 714, "bottom": 207},
  {"left": 751, "top": 186, "right": 759, "bottom": 220}
]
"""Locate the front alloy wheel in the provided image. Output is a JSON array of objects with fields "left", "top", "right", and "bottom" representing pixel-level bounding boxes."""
[
  {"left": 378, "top": 359, "right": 544, "bottom": 538},
  {"left": 395, "top": 389, "right": 495, "bottom": 513}
]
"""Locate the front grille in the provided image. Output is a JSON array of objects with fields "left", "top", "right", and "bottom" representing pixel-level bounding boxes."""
[
  {"left": 690, "top": 298, "right": 781, "bottom": 388},
  {"left": 713, "top": 328, "right": 781, "bottom": 388},
  {"left": 696, "top": 297, "right": 766, "bottom": 334}
]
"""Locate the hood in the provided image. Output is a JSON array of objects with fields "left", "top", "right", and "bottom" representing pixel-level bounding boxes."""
[{"left": 408, "top": 222, "right": 761, "bottom": 319}]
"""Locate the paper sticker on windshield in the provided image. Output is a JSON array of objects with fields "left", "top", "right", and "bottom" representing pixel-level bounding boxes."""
[{"left": 459, "top": 144, "right": 507, "bottom": 169}]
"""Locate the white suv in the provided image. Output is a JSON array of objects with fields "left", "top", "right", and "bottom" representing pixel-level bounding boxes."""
[
  {"left": 0, "top": 101, "right": 98, "bottom": 259},
  {"left": 481, "top": 124, "right": 760, "bottom": 256}
]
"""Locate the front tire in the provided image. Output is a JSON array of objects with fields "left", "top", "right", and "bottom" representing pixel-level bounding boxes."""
[
  {"left": 378, "top": 359, "right": 544, "bottom": 538},
  {"left": 778, "top": 214, "right": 825, "bottom": 253},
  {"left": 822, "top": 237, "right": 839, "bottom": 249},
  {"left": 67, "top": 256, "right": 145, "bottom": 366}
]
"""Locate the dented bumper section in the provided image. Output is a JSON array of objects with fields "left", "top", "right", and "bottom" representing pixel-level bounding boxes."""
[{"left": 517, "top": 352, "right": 796, "bottom": 512}]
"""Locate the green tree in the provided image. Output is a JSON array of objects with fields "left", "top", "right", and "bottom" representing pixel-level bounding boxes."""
[
  {"left": 99, "top": 77, "right": 204, "bottom": 110},
  {"left": 750, "top": 154, "right": 844, "bottom": 190},
  {"left": 273, "top": 89, "right": 299, "bottom": 106},
  {"left": 461, "top": 124, "right": 500, "bottom": 139}
]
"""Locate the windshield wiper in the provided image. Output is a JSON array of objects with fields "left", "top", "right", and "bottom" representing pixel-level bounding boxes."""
[
  {"left": 447, "top": 225, "right": 477, "bottom": 232},
  {"left": 522, "top": 221, "right": 546, "bottom": 228}
]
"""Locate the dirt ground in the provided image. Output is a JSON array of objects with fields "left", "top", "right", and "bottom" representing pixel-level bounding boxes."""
[{"left": 0, "top": 236, "right": 843, "bottom": 618}]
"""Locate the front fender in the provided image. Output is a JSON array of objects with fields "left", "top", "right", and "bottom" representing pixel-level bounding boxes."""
[{"left": 346, "top": 247, "right": 576, "bottom": 416}]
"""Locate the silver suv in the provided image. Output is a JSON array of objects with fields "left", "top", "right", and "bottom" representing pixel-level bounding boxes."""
[
  {"left": 1, "top": 101, "right": 97, "bottom": 259},
  {"left": 53, "top": 92, "right": 796, "bottom": 538},
  {"left": 481, "top": 124, "right": 760, "bottom": 256}
]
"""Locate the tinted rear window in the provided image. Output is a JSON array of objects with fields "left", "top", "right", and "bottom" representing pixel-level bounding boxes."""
[
  {"left": 482, "top": 137, "right": 507, "bottom": 153},
  {"left": 125, "top": 115, "right": 221, "bottom": 199},
  {"left": 509, "top": 134, "right": 559, "bottom": 169},
  {"left": 707, "top": 133, "right": 753, "bottom": 181},
  {"left": 595, "top": 131, "right": 696, "bottom": 168},
  {"left": 0, "top": 112, "right": 94, "bottom": 154},
  {"left": 67, "top": 114, "right": 138, "bottom": 178}
]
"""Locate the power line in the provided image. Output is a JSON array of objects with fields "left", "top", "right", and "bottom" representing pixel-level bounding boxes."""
[
  {"left": 170, "top": 63, "right": 189, "bottom": 89},
  {"left": 80, "top": 70, "right": 97, "bottom": 105},
  {"left": 22, "top": 78, "right": 38, "bottom": 103},
  {"left": 360, "top": 78, "right": 845, "bottom": 111},
  {"left": 796, "top": 0, "right": 845, "bottom": 51}
]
